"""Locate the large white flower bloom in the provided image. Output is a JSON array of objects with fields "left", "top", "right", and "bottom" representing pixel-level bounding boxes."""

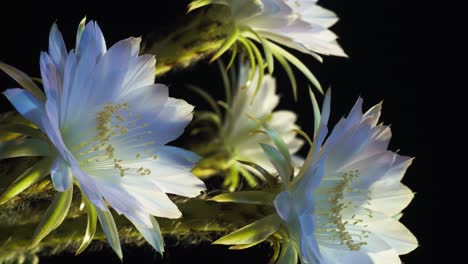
[
  {"left": 3, "top": 21, "right": 205, "bottom": 256},
  {"left": 273, "top": 91, "right": 418, "bottom": 263},
  {"left": 190, "top": 0, "right": 347, "bottom": 60},
  {"left": 221, "top": 66, "right": 303, "bottom": 184}
]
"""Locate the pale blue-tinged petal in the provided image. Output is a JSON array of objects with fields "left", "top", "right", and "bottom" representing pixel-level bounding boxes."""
[
  {"left": 363, "top": 101, "right": 382, "bottom": 126},
  {"left": 121, "top": 54, "right": 156, "bottom": 95},
  {"left": 324, "top": 119, "right": 392, "bottom": 174},
  {"left": 155, "top": 146, "right": 200, "bottom": 168},
  {"left": 64, "top": 21, "right": 106, "bottom": 124},
  {"left": 128, "top": 213, "right": 165, "bottom": 253},
  {"left": 59, "top": 52, "right": 78, "bottom": 128},
  {"left": 41, "top": 54, "right": 64, "bottom": 134},
  {"left": 321, "top": 89, "right": 331, "bottom": 125},
  {"left": 121, "top": 179, "right": 183, "bottom": 219},
  {"left": 343, "top": 98, "right": 364, "bottom": 130},
  {"left": 72, "top": 165, "right": 107, "bottom": 210},
  {"left": 298, "top": 214, "right": 323, "bottom": 264},
  {"left": 320, "top": 246, "right": 374, "bottom": 264},
  {"left": 96, "top": 208, "right": 123, "bottom": 260},
  {"left": 90, "top": 37, "right": 142, "bottom": 104},
  {"left": 4, "top": 89, "right": 76, "bottom": 166},
  {"left": 40, "top": 52, "right": 61, "bottom": 110},
  {"left": 340, "top": 151, "right": 395, "bottom": 188},
  {"left": 3, "top": 88, "right": 45, "bottom": 129},
  {"left": 273, "top": 191, "right": 292, "bottom": 222},
  {"left": 120, "top": 83, "right": 168, "bottom": 116},
  {"left": 50, "top": 155, "right": 73, "bottom": 192},
  {"left": 149, "top": 98, "right": 194, "bottom": 145},
  {"left": 77, "top": 21, "right": 106, "bottom": 57},
  {"left": 95, "top": 182, "right": 151, "bottom": 226},
  {"left": 383, "top": 155, "right": 414, "bottom": 182},
  {"left": 48, "top": 23, "right": 67, "bottom": 76},
  {"left": 293, "top": 158, "right": 326, "bottom": 208},
  {"left": 149, "top": 170, "right": 206, "bottom": 198}
]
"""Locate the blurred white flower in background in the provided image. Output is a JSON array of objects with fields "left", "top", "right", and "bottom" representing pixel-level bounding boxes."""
[
  {"left": 221, "top": 65, "right": 303, "bottom": 188},
  {"left": 189, "top": 0, "right": 347, "bottom": 60}
]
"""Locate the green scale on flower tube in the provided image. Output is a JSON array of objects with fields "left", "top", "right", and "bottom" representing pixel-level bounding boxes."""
[
  {"left": 73, "top": 103, "right": 157, "bottom": 177},
  {"left": 315, "top": 169, "right": 372, "bottom": 251}
]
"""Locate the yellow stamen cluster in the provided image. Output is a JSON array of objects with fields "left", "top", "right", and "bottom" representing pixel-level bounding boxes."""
[
  {"left": 326, "top": 169, "right": 370, "bottom": 251},
  {"left": 76, "top": 103, "right": 158, "bottom": 177}
]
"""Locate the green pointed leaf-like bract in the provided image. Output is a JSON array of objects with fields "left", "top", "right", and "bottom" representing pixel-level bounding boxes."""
[
  {"left": 210, "top": 26, "right": 239, "bottom": 63},
  {"left": 276, "top": 240, "right": 298, "bottom": 264},
  {"left": 0, "top": 61, "right": 46, "bottom": 101},
  {"left": 213, "top": 214, "right": 280, "bottom": 245},
  {"left": 268, "top": 41, "right": 323, "bottom": 94},
  {"left": 271, "top": 50, "right": 297, "bottom": 101},
  {"left": 76, "top": 196, "right": 98, "bottom": 255},
  {"left": 237, "top": 160, "right": 277, "bottom": 185},
  {"left": 0, "top": 157, "right": 53, "bottom": 205},
  {"left": 0, "top": 123, "right": 44, "bottom": 141},
  {"left": 260, "top": 143, "right": 290, "bottom": 183},
  {"left": 0, "top": 138, "right": 53, "bottom": 159},
  {"left": 210, "top": 191, "right": 275, "bottom": 205},
  {"left": 96, "top": 208, "right": 123, "bottom": 260},
  {"left": 31, "top": 186, "right": 74, "bottom": 248}
]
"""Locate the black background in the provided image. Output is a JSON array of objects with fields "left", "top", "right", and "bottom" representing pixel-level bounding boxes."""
[{"left": 0, "top": 1, "right": 435, "bottom": 263}]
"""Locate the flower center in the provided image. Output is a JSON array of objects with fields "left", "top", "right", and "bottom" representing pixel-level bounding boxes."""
[
  {"left": 315, "top": 170, "right": 372, "bottom": 251},
  {"left": 72, "top": 103, "right": 157, "bottom": 177}
]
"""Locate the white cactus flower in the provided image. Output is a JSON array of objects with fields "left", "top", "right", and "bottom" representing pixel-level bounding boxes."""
[
  {"left": 272, "top": 91, "right": 418, "bottom": 263},
  {"left": 190, "top": 0, "right": 347, "bottom": 61},
  {"left": 3, "top": 20, "right": 206, "bottom": 257},
  {"left": 222, "top": 65, "right": 303, "bottom": 180}
]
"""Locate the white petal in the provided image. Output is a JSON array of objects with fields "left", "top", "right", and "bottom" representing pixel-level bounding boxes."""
[
  {"left": 367, "top": 248, "right": 402, "bottom": 264},
  {"left": 64, "top": 22, "right": 106, "bottom": 125},
  {"left": 90, "top": 37, "right": 142, "bottom": 103},
  {"left": 50, "top": 156, "right": 73, "bottom": 192},
  {"left": 72, "top": 165, "right": 107, "bottom": 210},
  {"left": 301, "top": 5, "right": 339, "bottom": 28},
  {"left": 149, "top": 98, "right": 194, "bottom": 145},
  {"left": 320, "top": 246, "right": 374, "bottom": 264},
  {"left": 120, "top": 83, "right": 168, "bottom": 117},
  {"left": 156, "top": 146, "right": 201, "bottom": 168},
  {"left": 121, "top": 54, "right": 156, "bottom": 95},
  {"left": 341, "top": 151, "right": 396, "bottom": 188},
  {"left": 151, "top": 170, "right": 206, "bottom": 198},
  {"left": 130, "top": 214, "right": 165, "bottom": 253},
  {"left": 382, "top": 155, "right": 414, "bottom": 182},
  {"left": 121, "top": 177, "right": 182, "bottom": 219},
  {"left": 95, "top": 182, "right": 149, "bottom": 226},
  {"left": 366, "top": 217, "right": 418, "bottom": 255},
  {"left": 367, "top": 181, "right": 414, "bottom": 216},
  {"left": 225, "top": 73, "right": 279, "bottom": 143},
  {"left": 363, "top": 102, "right": 383, "bottom": 126}
]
